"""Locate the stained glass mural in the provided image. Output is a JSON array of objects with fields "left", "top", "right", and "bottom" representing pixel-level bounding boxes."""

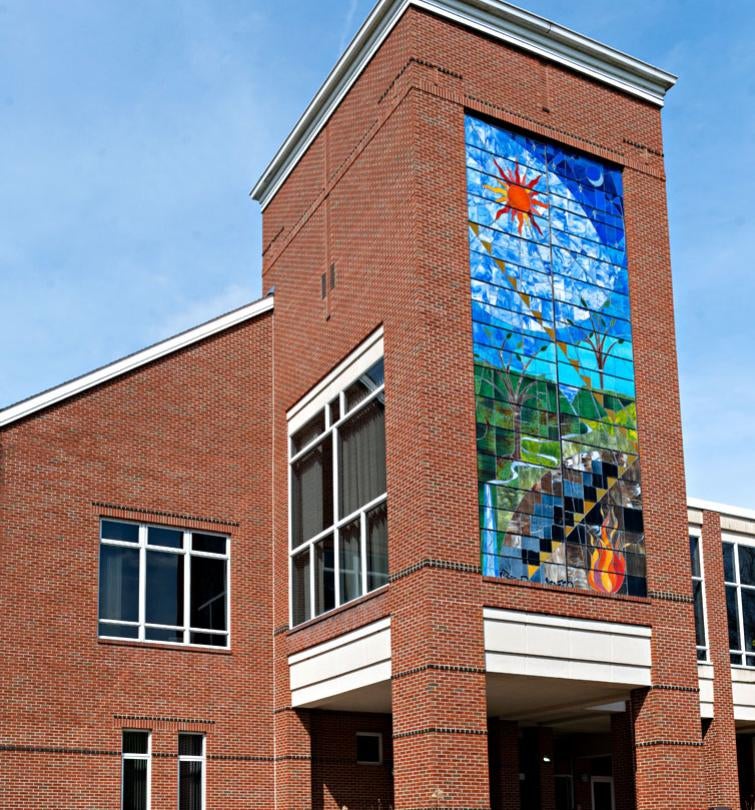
[{"left": 467, "top": 114, "right": 646, "bottom": 597}]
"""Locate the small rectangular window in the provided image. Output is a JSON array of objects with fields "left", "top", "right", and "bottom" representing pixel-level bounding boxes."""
[
  {"left": 122, "top": 730, "right": 150, "bottom": 810},
  {"left": 723, "top": 542, "right": 735, "bottom": 582},
  {"left": 291, "top": 436, "right": 333, "bottom": 547},
  {"left": 178, "top": 734, "right": 205, "bottom": 810},
  {"left": 689, "top": 532, "right": 707, "bottom": 661},
  {"left": 103, "top": 520, "right": 139, "bottom": 543},
  {"left": 147, "top": 526, "right": 182, "bottom": 548},
  {"left": 291, "top": 549, "right": 311, "bottom": 627},
  {"left": 727, "top": 584, "right": 741, "bottom": 651},
  {"left": 314, "top": 535, "right": 336, "bottom": 615},
  {"left": 356, "top": 732, "right": 383, "bottom": 765},
  {"left": 338, "top": 398, "right": 386, "bottom": 518},
  {"left": 740, "top": 546, "right": 755, "bottom": 587}
]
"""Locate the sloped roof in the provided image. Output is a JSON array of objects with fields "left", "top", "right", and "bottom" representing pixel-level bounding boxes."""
[{"left": 0, "top": 296, "right": 274, "bottom": 428}]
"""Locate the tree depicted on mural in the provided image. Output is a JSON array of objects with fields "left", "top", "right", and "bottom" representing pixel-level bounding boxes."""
[
  {"left": 562, "top": 295, "right": 626, "bottom": 391},
  {"left": 478, "top": 329, "right": 549, "bottom": 461}
]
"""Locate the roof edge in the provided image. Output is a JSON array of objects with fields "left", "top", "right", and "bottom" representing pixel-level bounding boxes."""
[
  {"left": 688, "top": 497, "right": 755, "bottom": 523},
  {"left": 0, "top": 295, "right": 274, "bottom": 429},
  {"left": 251, "top": 0, "right": 677, "bottom": 210}
]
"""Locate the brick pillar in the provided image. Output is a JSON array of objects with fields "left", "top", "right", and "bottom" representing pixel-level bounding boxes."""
[
  {"left": 699, "top": 510, "right": 740, "bottom": 810},
  {"left": 391, "top": 571, "right": 491, "bottom": 810},
  {"left": 623, "top": 164, "right": 707, "bottom": 809},
  {"left": 273, "top": 707, "right": 312, "bottom": 808},
  {"left": 537, "top": 727, "right": 556, "bottom": 810},
  {"left": 631, "top": 681, "right": 705, "bottom": 810},
  {"left": 611, "top": 708, "right": 635, "bottom": 810},
  {"left": 489, "top": 719, "right": 519, "bottom": 810}
]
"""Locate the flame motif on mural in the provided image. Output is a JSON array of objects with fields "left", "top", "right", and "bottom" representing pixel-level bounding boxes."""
[{"left": 587, "top": 512, "right": 626, "bottom": 594}]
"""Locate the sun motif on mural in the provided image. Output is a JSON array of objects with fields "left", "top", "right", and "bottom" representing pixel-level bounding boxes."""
[{"left": 484, "top": 159, "right": 548, "bottom": 236}]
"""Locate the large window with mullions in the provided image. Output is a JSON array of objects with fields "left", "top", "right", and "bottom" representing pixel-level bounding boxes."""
[
  {"left": 98, "top": 519, "right": 229, "bottom": 647},
  {"left": 466, "top": 114, "right": 645, "bottom": 596},
  {"left": 723, "top": 534, "right": 755, "bottom": 666},
  {"left": 289, "top": 339, "right": 387, "bottom": 626}
]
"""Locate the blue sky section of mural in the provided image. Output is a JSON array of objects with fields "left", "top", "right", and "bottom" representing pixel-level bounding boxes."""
[{"left": 467, "top": 114, "right": 645, "bottom": 597}]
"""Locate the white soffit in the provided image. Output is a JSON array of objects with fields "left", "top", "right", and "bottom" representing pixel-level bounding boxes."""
[
  {"left": 288, "top": 617, "right": 392, "bottom": 707},
  {"left": 698, "top": 663, "right": 714, "bottom": 719},
  {"left": 483, "top": 607, "right": 652, "bottom": 687},
  {"left": 0, "top": 296, "right": 274, "bottom": 428},
  {"left": 251, "top": 0, "right": 677, "bottom": 209}
]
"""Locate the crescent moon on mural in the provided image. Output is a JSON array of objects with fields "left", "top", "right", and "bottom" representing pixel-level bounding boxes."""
[{"left": 586, "top": 166, "right": 604, "bottom": 187}]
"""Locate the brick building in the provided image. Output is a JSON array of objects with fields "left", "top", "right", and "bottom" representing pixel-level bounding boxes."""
[{"left": 0, "top": 1, "right": 751, "bottom": 809}]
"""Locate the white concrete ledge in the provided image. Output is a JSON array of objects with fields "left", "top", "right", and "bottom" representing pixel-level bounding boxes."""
[
  {"left": 483, "top": 608, "right": 651, "bottom": 687},
  {"left": 289, "top": 618, "right": 391, "bottom": 707},
  {"left": 732, "top": 666, "right": 755, "bottom": 722},
  {"left": 698, "top": 663, "right": 714, "bottom": 719}
]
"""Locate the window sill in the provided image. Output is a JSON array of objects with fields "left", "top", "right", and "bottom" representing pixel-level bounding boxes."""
[
  {"left": 482, "top": 574, "right": 651, "bottom": 605},
  {"left": 97, "top": 637, "right": 232, "bottom": 655},
  {"left": 287, "top": 585, "right": 389, "bottom": 636}
]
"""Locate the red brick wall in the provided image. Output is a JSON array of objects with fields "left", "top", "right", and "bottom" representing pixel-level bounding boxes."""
[
  {"left": 612, "top": 709, "right": 636, "bottom": 810},
  {"left": 310, "top": 711, "right": 394, "bottom": 810},
  {"left": 700, "top": 511, "right": 740, "bottom": 810},
  {"left": 262, "top": 5, "right": 704, "bottom": 809},
  {"left": 0, "top": 314, "right": 275, "bottom": 808},
  {"left": 488, "top": 719, "right": 519, "bottom": 810}
]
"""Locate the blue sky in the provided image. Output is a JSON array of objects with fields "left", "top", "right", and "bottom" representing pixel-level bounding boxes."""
[{"left": 1, "top": 0, "right": 754, "bottom": 505}]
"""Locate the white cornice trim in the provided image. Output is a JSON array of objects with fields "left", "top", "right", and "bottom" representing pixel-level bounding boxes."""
[
  {"left": 0, "top": 296, "right": 274, "bottom": 428},
  {"left": 251, "top": 0, "right": 677, "bottom": 209},
  {"left": 687, "top": 497, "right": 755, "bottom": 523}
]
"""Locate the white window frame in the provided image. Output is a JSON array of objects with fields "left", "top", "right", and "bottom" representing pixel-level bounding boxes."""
[
  {"left": 723, "top": 531, "right": 755, "bottom": 668},
  {"left": 98, "top": 520, "right": 230, "bottom": 649},
  {"left": 689, "top": 526, "right": 709, "bottom": 662},
  {"left": 287, "top": 329, "right": 387, "bottom": 626},
  {"left": 177, "top": 733, "right": 206, "bottom": 810},
  {"left": 590, "top": 775, "right": 615, "bottom": 810},
  {"left": 122, "top": 730, "right": 151, "bottom": 810},
  {"left": 356, "top": 731, "right": 383, "bottom": 765}
]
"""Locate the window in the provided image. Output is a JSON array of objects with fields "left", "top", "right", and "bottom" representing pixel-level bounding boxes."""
[
  {"left": 289, "top": 350, "right": 387, "bottom": 625},
  {"left": 122, "top": 730, "right": 150, "bottom": 810},
  {"left": 99, "top": 520, "right": 229, "bottom": 648},
  {"left": 356, "top": 732, "right": 383, "bottom": 765},
  {"left": 178, "top": 734, "right": 205, "bottom": 810},
  {"left": 724, "top": 535, "right": 755, "bottom": 666},
  {"left": 689, "top": 531, "right": 708, "bottom": 661}
]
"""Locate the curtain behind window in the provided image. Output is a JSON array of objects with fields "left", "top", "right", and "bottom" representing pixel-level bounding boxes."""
[
  {"left": 99, "top": 546, "right": 139, "bottom": 621},
  {"left": 179, "top": 761, "right": 202, "bottom": 810},
  {"left": 122, "top": 760, "right": 147, "bottom": 810},
  {"left": 292, "top": 436, "right": 332, "bottom": 546},
  {"left": 339, "top": 399, "right": 385, "bottom": 518}
]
